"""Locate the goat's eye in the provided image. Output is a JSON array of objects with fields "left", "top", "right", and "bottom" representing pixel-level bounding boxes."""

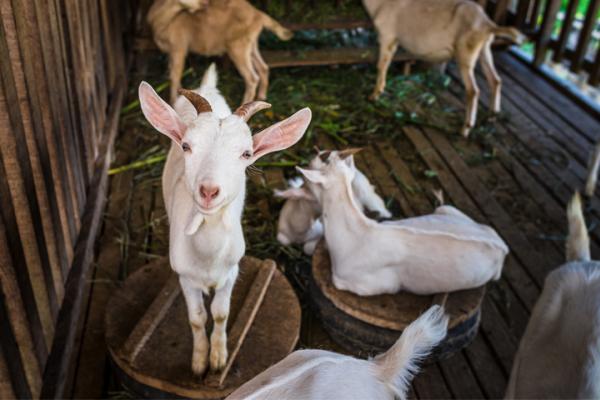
[
  {"left": 241, "top": 150, "right": 252, "bottom": 159},
  {"left": 182, "top": 142, "right": 191, "bottom": 152}
]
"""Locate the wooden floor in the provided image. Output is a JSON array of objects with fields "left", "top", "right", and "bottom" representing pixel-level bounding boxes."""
[{"left": 75, "top": 52, "right": 600, "bottom": 399}]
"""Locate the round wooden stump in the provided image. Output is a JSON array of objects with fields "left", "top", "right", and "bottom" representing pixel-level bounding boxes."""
[
  {"left": 106, "top": 256, "right": 301, "bottom": 399},
  {"left": 310, "top": 240, "right": 484, "bottom": 359}
]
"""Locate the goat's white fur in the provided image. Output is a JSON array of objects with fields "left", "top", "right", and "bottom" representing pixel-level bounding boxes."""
[
  {"left": 506, "top": 192, "right": 600, "bottom": 398},
  {"left": 363, "top": 0, "right": 524, "bottom": 137},
  {"left": 139, "top": 65, "right": 311, "bottom": 375},
  {"left": 226, "top": 305, "right": 448, "bottom": 400},
  {"left": 298, "top": 154, "right": 508, "bottom": 296},
  {"left": 275, "top": 151, "right": 391, "bottom": 255}
]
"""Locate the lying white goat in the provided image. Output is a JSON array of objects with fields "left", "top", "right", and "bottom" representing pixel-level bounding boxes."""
[
  {"left": 363, "top": 0, "right": 524, "bottom": 137},
  {"left": 505, "top": 192, "right": 600, "bottom": 398},
  {"left": 298, "top": 153, "right": 508, "bottom": 296},
  {"left": 227, "top": 305, "right": 448, "bottom": 400},
  {"left": 275, "top": 149, "right": 391, "bottom": 255},
  {"left": 139, "top": 64, "right": 311, "bottom": 375}
]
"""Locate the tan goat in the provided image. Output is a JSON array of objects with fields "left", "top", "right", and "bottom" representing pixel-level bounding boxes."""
[
  {"left": 148, "top": 0, "right": 292, "bottom": 104},
  {"left": 363, "top": 0, "right": 525, "bottom": 137}
]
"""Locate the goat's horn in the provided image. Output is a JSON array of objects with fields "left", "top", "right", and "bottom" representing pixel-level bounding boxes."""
[
  {"left": 233, "top": 101, "right": 271, "bottom": 122},
  {"left": 338, "top": 147, "right": 364, "bottom": 159},
  {"left": 178, "top": 88, "right": 212, "bottom": 114}
]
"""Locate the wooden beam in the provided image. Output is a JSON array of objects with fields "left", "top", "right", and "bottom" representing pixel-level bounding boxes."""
[
  {"left": 571, "top": 0, "right": 600, "bottom": 72},
  {"left": 533, "top": 0, "right": 561, "bottom": 66}
]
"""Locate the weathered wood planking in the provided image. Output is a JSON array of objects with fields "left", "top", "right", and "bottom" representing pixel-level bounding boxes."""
[{"left": 0, "top": 0, "right": 132, "bottom": 397}]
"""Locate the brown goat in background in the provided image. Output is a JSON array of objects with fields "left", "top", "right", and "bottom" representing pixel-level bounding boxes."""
[{"left": 148, "top": 0, "right": 292, "bottom": 104}]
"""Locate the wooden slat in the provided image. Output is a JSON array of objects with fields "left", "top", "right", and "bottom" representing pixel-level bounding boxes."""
[
  {"left": 533, "top": 0, "right": 561, "bottom": 66},
  {"left": 589, "top": 43, "right": 600, "bottom": 86},
  {"left": 0, "top": 5, "right": 56, "bottom": 347},
  {"left": 493, "top": 0, "right": 511, "bottom": 24},
  {"left": 552, "top": 0, "right": 580, "bottom": 63},
  {"left": 571, "top": 0, "right": 600, "bottom": 72},
  {"left": 514, "top": 0, "right": 532, "bottom": 27},
  {"left": 0, "top": 343, "right": 16, "bottom": 399},
  {"left": 121, "top": 273, "right": 180, "bottom": 365}
]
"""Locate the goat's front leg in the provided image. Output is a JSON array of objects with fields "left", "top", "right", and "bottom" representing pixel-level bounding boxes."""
[
  {"left": 209, "top": 266, "right": 239, "bottom": 371},
  {"left": 457, "top": 36, "right": 486, "bottom": 138},
  {"left": 180, "top": 278, "right": 209, "bottom": 375},
  {"left": 252, "top": 43, "right": 270, "bottom": 100},
  {"left": 169, "top": 48, "right": 187, "bottom": 104},
  {"left": 370, "top": 37, "right": 398, "bottom": 100}
]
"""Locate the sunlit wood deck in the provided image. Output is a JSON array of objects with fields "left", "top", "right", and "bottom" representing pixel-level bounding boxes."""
[{"left": 76, "top": 51, "right": 600, "bottom": 398}]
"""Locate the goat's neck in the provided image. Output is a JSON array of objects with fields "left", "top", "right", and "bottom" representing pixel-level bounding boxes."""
[
  {"left": 321, "top": 177, "right": 370, "bottom": 241},
  {"left": 148, "top": 0, "right": 184, "bottom": 33},
  {"left": 362, "top": 0, "right": 389, "bottom": 17}
]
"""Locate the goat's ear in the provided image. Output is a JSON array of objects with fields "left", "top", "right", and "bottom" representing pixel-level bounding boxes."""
[
  {"left": 296, "top": 167, "right": 326, "bottom": 185},
  {"left": 251, "top": 108, "right": 312, "bottom": 161},
  {"left": 343, "top": 154, "right": 356, "bottom": 170},
  {"left": 139, "top": 81, "right": 187, "bottom": 144},
  {"left": 274, "top": 187, "right": 316, "bottom": 201}
]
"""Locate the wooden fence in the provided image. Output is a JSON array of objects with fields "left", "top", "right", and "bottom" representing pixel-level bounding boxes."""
[{"left": 0, "top": 0, "right": 132, "bottom": 398}]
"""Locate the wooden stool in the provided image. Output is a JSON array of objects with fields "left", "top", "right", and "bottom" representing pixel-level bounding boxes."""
[
  {"left": 310, "top": 240, "right": 484, "bottom": 359},
  {"left": 106, "top": 256, "right": 301, "bottom": 399}
]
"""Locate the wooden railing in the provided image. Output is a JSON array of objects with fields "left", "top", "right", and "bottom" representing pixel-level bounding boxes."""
[{"left": 0, "top": 1, "right": 132, "bottom": 398}]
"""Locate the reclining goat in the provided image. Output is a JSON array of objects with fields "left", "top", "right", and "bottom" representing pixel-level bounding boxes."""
[{"left": 298, "top": 152, "right": 508, "bottom": 296}]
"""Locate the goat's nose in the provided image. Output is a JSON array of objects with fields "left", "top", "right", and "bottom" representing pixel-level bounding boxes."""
[{"left": 199, "top": 184, "right": 220, "bottom": 200}]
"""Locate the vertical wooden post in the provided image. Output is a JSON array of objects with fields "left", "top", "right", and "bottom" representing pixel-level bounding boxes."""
[{"left": 533, "top": 0, "right": 561, "bottom": 66}]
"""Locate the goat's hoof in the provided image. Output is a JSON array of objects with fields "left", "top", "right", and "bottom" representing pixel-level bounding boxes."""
[
  {"left": 209, "top": 346, "right": 228, "bottom": 371},
  {"left": 191, "top": 354, "right": 208, "bottom": 376},
  {"left": 369, "top": 92, "right": 382, "bottom": 101},
  {"left": 461, "top": 126, "right": 471, "bottom": 138}
]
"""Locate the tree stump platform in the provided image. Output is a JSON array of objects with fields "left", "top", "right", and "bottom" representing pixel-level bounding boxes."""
[
  {"left": 105, "top": 256, "right": 301, "bottom": 399},
  {"left": 310, "top": 240, "right": 484, "bottom": 359}
]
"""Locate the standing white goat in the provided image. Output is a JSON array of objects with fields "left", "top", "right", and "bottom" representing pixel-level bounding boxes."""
[
  {"left": 505, "top": 192, "right": 600, "bottom": 398},
  {"left": 298, "top": 153, "right": 508, "bottom": 296},
  {"left": 138, "top": 64, "right": 311, "bottom": 375},
  {"left": 363, "top": 0, "right": 525, "bottom": 137},
  {"left": 226, "top": 305, "right": 448, "bottom": 400},
  {"left": 275, "top": 149, "right": 391, "bottom": 255}
]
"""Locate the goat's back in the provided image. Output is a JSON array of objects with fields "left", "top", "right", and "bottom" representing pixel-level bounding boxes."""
[{"left": 506, "top": 261, "right": 600, "bottom": 398}]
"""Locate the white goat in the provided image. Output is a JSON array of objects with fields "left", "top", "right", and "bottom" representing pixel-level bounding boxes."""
[
  {"left": 298, "top": 153, "right": 508, "bottom": 296},
  {"left": 363, "top": 0, "right": 525, "bottom": 137},
  {"left": 227, "top": 305, "right": 448, "bottom": 400},
  {"left": 275, "top": 149, "right": 391, "bottom": 255},
  {"left": 505, "top": 192, "right": 600, "bottom": 399},
  {"left": 139, "top": 65, "right": 311, "bottom": 375}
]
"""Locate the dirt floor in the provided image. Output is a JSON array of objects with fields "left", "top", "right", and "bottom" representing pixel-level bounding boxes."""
[{"left": 76, "top": 44, "right": 600, "bottom": 398}]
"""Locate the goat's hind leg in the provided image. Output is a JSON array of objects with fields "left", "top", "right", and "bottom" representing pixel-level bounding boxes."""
[
  {"left": 479, "top": 37, "right": 502, "bottom": 113},
  {"left": 180, "top": 278, "right": 209, "bottom": 375},
  {"left": 370, "top": 37, "right": 398, "bottom": 100},
  {"left": 456, "top": 36, "right": 486, "bottom": 138},
  {"left": 209, "top": 266, "right": 239, "bottom": 371}
]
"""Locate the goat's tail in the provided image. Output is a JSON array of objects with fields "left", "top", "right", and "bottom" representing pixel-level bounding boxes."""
[
  {"left": 585, "top": 142, "right": 600, "bottom": 197},
  {"left": 374, "top": 306, "right": 448, "bottom": 399},
  {"left": 566, "top": 191, "right": 591, "bottom": 262},
  {"left": 200, "top": 62, "right": 218, "bottom": 89},
  {"left": 261, "top": 13, "right": 293, "bottom": 41},
  {"left": 492, "top": 26, "right": 526, "bottom": 45}
]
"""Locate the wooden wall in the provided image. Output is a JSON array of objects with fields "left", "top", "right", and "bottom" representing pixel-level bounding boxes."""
[{"left": 0, "top": 0, "right": 132, "bottom": 398}]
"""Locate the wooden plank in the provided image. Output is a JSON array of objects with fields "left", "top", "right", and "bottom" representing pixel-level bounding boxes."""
[
  {"left": 438, "top": 351, "right": 485, "bottom": 398},
  {"left": 205, "top": 260, "right": 276, "bottom": 388},
  {"left": 552, "top": 0, "right": 580, "bottom": 63},
  {"left": 0, "top": 6, "right": 56, "bottom": 347},
  {"left": 0, "top": 289, "right": 33, "bottom": 399},
  {"left": 41, "top": 74, "right": 126, "bottom": 399},
  {"left": 122, "top": 273, "right": 180, "bottom": 365},
  {"left": 533, "top": 0, "right": 561, "bottom": 66},
  {"left": 0, "top": 213, "right": 43, "bottom": 397},
  {"left": 497, "top": 53, "right": 600, "bottom": 144},
  {"left": 412, "top": 363, "right": 453, "bottom": 399},
  {"left": 589, "top": 41, "right": 600, "bottom": 86},
  {"left": 0, "top": 342, "right": 16, "bottom": 399},
  {"left": 10, "top": 0, "right": 69, "bottom": 300},
  {"left": 571, "top": 0, "right": 600, "bottom": 72}
]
